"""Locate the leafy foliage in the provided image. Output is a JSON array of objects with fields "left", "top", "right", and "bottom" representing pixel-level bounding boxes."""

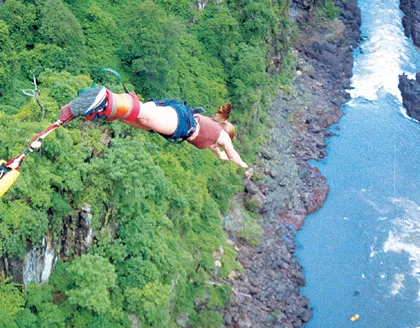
[
  {"left": 314, "top": 0, "right": 341, "bottom": 20},
  {"left": 65, "top": 254, "right": 117, "bottom": 313},
  {"left": 38, "top": 0, "right": 84, "bottom": 49},
  {"left": 0, "top": 0, "right": 301, "bottom": 326},
  {"left": 0, "top": 20, "right": 18, "bottom": 92},
  {"left": 120, "top": 1, "right": 183, "bottom": 97},
  {"left": 0, "top": 281, "right": 25, "bottom": 328}
]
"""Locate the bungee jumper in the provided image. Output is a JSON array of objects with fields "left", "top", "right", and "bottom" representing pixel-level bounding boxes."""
[
  {"left": 60, "top": 86, "right": 249, "bottom": 168},
  {"left": 0, "top": 79, "right": 248, "bottom": 197}
]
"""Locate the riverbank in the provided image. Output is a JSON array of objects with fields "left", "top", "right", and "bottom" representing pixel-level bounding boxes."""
[{"left": 224, "top": 1, "right": 361, "bottom": 326}]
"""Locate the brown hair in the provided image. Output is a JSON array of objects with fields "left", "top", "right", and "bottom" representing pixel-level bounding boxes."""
[
  {"left": 215, "top": 102, "right": 232, "bottom": 122},
  {"left": 215, "top": 102, "right": 235, "bottom": 140},
  {"left": 220, "top": 121, "right": 235, "bottom": 140}
]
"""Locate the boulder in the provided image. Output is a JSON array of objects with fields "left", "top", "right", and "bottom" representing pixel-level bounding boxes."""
[
  {"left": 399, "top": 73, "right": 420, "bottom": 121},
  {"left": 400, "top": 0, "right": 420, "bottom": 46},
  {"left": 244, "top": 179, "right": 259, "bottom": 195},
  {"left": 247, "top": 191, "right": 266, "bottom": 212},
  {"left": 298, "top": 309, "right": 312, "bottom": 323}
]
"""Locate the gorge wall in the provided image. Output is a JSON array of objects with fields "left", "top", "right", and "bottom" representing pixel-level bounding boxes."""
[
  {"left": 224, "top": 0, "right": 361, "bottom": 327},
  {"left": 398, "top": 0, "right": 420, "bottom": 122},
  {"left": 400, "top": 0, "right": 420, "bottom": 47}
]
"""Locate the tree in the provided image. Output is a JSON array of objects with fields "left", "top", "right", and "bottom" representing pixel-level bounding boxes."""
[
  {"left": 230, "top": 44, "right": 268, "bottom": 113},
  {"left": 194, "top": 4, "right": 241, "bottom": 66},
  {"left": 65, "top": 254, "right": 117, "bottom": 313},
  {"left": 38, "top": 0, "right": 84, "bottom": 49},
  {"left": 0, "top": 20, "right": 18, "bottom": 91},
  {"left": 120, "top": 1, "right": 183, "bottom": 97},
  {"left": 0, "top": 0, "right": 36, "bottom": 51},
  {"left": 0, "top": 281, "right": 24, "bottom": 328},
  {"left": 125, "top": 282, "right": 171, "bottom": 326},
  {"left": 194, "top": 310, "right": 223, "bottom": 328},
  {"left": 242, "top": 1, "right": 277, "bottom": 42}
]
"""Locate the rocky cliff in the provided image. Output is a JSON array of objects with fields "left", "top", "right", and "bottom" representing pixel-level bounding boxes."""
[
  {"left": 399, "top": 73, "right": 420, "bottom": 121},
  {"left": 224, "top": 0, "right": 361, "bottom": 327},
  {"left": 0, "top": 205, "right": 94, "bottom": 285},
  {"left": 400, "top": 0, "right": 420, "bottom": 46},
  {"left": 398, "top": 0, "right": 420, "bottom": 122}
]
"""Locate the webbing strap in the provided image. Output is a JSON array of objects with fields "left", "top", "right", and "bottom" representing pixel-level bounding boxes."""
[{"left": 78, "top": 68, "right": 130, "bottom": 96}]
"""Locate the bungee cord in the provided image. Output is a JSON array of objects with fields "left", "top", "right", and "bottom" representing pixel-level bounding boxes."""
[{"left": 0, "top": 115, "right": 74, "bottom": 197}]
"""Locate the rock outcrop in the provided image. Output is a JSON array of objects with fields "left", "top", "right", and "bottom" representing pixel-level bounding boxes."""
[
  {"left": 399, "top": 73, "right": 420, "bottom": 121},
  {"left": 0, "top": 205, "right": 94, "bottom": 284},
  {"left": 400, "top": 0, "right": 420, "bottom": 46}
]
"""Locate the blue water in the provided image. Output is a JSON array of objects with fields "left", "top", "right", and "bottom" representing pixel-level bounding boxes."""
[{"left": 296, "top": 0, "right": 420, "bottom": 327}]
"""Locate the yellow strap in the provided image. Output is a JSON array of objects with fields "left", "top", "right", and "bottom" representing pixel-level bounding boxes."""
[{"left": 0, "top": 160, "right": 20, "bottom": 197}]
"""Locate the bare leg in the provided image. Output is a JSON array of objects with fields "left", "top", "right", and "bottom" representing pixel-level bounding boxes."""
[
  {"left": 121, "top": 119, "right": 152, "bottom": 130},
  {"left": 121, "top": 101, "right": 178, "bottom": 135}
]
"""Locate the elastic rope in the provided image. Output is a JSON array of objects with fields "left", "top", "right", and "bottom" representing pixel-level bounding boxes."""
[
  {"left": 96, "top": 68, "right": 130, "bottom": 94},
  {"left": 78, "top": 68, "right": 130, "bottom": 96}
]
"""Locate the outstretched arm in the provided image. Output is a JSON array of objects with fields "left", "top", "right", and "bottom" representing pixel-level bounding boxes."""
[
  {"left": 209, "top": 145, "right": 229, "bottom": 160},
  {"left": 216, "top": 131, "right": 248, "bottom": 168}
]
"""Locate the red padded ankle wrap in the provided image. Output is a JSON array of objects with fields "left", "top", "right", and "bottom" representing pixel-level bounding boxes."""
[
  {"left": 125, "top": 93, "right": 141, "bottom": 121},
  {"left": 103, "top": 90, "right": 141, "bottom": 121}
]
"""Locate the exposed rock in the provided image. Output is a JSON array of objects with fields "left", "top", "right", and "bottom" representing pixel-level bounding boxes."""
[
  {"left": 225, "top": 0, "right": 361, "bottom": 327},
  {"left": 244, "top": 179, "right": 259, "bottom": 195},
  {"left": 194, "top": 289, "right": 210, "bottom": 311},
  {"left": 400, "top": 0, "right": 420, "bottom": 46},
  {"left": 398, "top": 73, "right": 420, "bottom": 121},
  {"left": 213, "top": 245, "right": 224, "bottom": 260},
  {"left": 294, "top": 0, "right": 315, "bottom": 10},
  {"left": 176, "top": 314, "right": 189, "bottom": 328},
  {"left": 261, "top": 149, "right": 275, "bottom": 160},
  {"left": 128, "top": 313, "right": 142, "bottom": 328},
  {"left": 237, "top": 314, "right": 252, "bottom": 328},
  {"left": 299, "top": 309, "right": 312, "bottom": 322},
  {"left": 224, "top": 311, "right": 232, "bottom": 325},
  {"left": 247, "top": 191, "right": 266, "bottom": 212},
  {"left": 244, "top": 167, "right": 254, "bottom": 179},
  {"left": 291, "top": 0, "right": 315, "bottom": 23},
  {"left": 229, "top": 270, "right": 240, "bottom": 280}
]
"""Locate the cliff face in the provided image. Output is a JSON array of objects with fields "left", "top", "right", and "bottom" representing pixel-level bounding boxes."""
[
  {"left": 398, "top": 0, "right": 420, "bottom": 122},
  {"left": 224, "top": 0, "right": 361, "bottom": 327},
  {"left": 1, "top": 206, "right": 93, "bottom": 285},
  {"left": 399, "top": 73, "right": 420, "bottom": 121},
  {"left": 400, "top": 0, "right": 420, "bottom": 46}
]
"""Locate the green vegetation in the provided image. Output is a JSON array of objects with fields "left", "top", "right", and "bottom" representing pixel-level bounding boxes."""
[
  {"left": 314, "top": 0, "right": 341, "bottom": 21},
  {"left": 238, "top": 216, "right": 264, "bottom": 247},
  {"left": 0, "top": 0, "right": 305, "bottom": 326}
]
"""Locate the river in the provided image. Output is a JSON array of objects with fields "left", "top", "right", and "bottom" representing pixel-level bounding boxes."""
[{"left": 296, "top": 0, "right": 420, "bottom": 327}]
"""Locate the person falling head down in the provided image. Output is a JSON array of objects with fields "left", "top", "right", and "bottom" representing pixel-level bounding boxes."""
[{"left": 60, "top": 86, "right": 248, "bottom": 168}]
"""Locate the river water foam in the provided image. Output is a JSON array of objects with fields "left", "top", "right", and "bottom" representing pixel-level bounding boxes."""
[
  {"left": 383, "top": 198, "right": 420, "bottom": 298},
  {"left": 349, "top": 0, "right": 410, "bottom": 101}
]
